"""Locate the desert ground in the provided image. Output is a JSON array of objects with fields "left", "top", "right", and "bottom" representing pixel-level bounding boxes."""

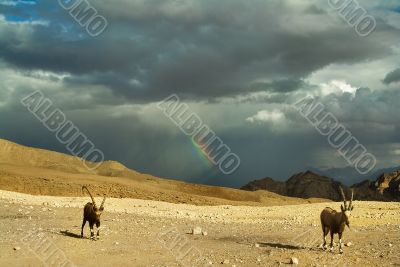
[
  {"left": 0, "top": 190, "right": 399, "bottom": 267},
  {"left": 0, "top": 140, "right": 399, "bottom": 266}
]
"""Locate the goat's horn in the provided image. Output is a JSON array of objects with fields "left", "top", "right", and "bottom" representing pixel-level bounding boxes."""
[
  {"left": 349, "top": 188, "right": 354, "bottom": 208},
  {"left": 339, "top": 186, "right": 347, "bottom": 206},
  {"left": 82, "top": 186, "right": 97, "bottom": 207},
  {"left": 100, "top": 187, "right": 111, "bottom": 209}
]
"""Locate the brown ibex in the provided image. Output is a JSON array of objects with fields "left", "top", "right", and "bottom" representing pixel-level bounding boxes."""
[
  {"left": 320, "top": 187, "right": 354, "bottom": 254},
  {"left": 81, "top": 186, "right": 109, "bottom": 240}
]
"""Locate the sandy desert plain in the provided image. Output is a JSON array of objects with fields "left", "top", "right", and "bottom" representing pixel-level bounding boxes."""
[{"left": 0, "top": 139, "right": 399, "bottom": 267}]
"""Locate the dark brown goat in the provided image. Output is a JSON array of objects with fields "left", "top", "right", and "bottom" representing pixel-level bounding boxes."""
[
  {"left": 320, "top": 187, "right": 354, "bottom": 253},
  {"left": 81, "top": 186, "right": 109, "bottom": 239}
]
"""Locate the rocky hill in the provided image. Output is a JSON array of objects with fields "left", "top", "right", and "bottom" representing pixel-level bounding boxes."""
[
  {"left": 0, "top": 138, "right": 325, "bottom": 206},
  {"left": 350, "top": 180, "right": 387, "bottom": 201},
  {"left": 285, "top": 171, "right": 345, "bottom": 200},
  {"left": 370, "top": 170, "right": 400, "bottom": 199},
  {"left": 242, "top": 171, "right": 349, "bottom": 201},
  {"left": 2, "top": 138, "right": 398, "bottom": 204},
  {"left": 0, "top": 139, "right": 140, "bottom": 177},
  {"left": 242, "top": 170, "right": 400, "bottom": 201},
  {"left": 241, "top": 177, "right": 286, "bottom": 195}
]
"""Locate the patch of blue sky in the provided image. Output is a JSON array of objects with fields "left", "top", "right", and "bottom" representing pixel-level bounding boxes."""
[
  {"left": 1, "top": 0, "right": 38, "bottom": 22},
  {"left": 4, "top": 10, "right": 40, "bottom": 23},
  {"left": 0, "top": 0, "right": 36, "bottom": 6},
  {"left": 1, "top": 0, "right": 62, "bottom": 24}
]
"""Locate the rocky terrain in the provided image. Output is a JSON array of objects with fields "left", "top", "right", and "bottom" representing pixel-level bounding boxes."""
[
  {"left": 371, "top": 171, "right": 400, "bottom": 199},
  {"left": 242, "top": 171, "right": 349, "bottom": 201},
  {"left": 242, "top": 170, "right": 400, "bottom": 202},
  {"left": 0, "top": 138, "right": 399, "bottom": 266},
  {"left": 0, "top": 190, "right": 399, "bottom": 266}
]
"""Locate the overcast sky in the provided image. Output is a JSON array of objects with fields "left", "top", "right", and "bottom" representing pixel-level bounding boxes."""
[{"left": 0, "top": 0, "right": 399, "bottom": 187}]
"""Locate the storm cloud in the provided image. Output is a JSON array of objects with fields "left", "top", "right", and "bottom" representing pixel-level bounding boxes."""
[
  {"left": 383, "top": 68, "right": 400, "bottom": 84},
  {"left": 0, "top": 0, "right": 400, "bottom": 186}
]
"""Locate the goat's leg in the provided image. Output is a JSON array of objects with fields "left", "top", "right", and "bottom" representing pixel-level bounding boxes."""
[
  {"left": 323, "top": 227, "right": 329, "bottom": 250},
  {"left": 339, "top": 232, "right": 343, "bottom": 254},
  {"left": 96, "top": 221, "right": 100, "bottom": 240},
  {"left": 89, "top": 222, "right": 95, "bottom": 240},
  {"left": 329, "top": 231, "right": 334, "bottom": 252},
  {"left": 81, "top": 219, "right": 86, "bottom": 238}
]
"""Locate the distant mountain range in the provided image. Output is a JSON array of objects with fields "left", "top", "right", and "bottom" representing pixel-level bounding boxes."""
[
  {"left": 241, "top": 170, "right": 400, "bottom": 201},
  {"left": 307, "top": 165, "right": 400, "bottom": 186},
  {"left": 1, "top": 137, "right": 398, "bottom": 203}
]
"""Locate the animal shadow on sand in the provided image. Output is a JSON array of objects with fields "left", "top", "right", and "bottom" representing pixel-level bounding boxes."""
[
  {"left": 59, "top": 230, "right": 82, "bottom": 239},
  {"left": 258, "top": 241, "right": 324, "bottom": 253},
  {"left": 257, "top": 242, "right": 303, "bottom": 250}
]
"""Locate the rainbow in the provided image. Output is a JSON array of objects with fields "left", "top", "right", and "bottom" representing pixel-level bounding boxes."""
[{"left": 190, "top": 138, "right": 214, "bottom": 168}]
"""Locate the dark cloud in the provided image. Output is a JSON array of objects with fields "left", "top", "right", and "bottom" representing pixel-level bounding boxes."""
[
  {"left": 250, "top": 79, "right": 307, "bottom": 93},
  {"left": 0, "top": 0, "right": 400, "bottom": 187},
  {"left": 383, "top": 68, "right": 400, "bottom": 84},
  {"left": 304, "top": 5, "right": 327, "bottom": 15},
  {"left": 0, "top": 0, "right": 393, "bottom": 102}
]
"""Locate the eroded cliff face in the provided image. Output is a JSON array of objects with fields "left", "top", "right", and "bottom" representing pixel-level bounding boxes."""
[{"left": 372, "top": 170, "right": 400, "bottom": 198}]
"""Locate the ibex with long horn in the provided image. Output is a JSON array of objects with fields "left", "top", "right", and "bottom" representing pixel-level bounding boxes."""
[
  {"left": 320, "top": 187, "right": 354, "bottom": 254},
  {"left": 81, "top": 186, "right": 110, "bottom": 240}
]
